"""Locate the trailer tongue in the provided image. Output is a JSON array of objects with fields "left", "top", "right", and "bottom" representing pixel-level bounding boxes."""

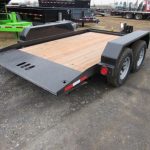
[{"left": 0, "top": 29, "right": 149, "bottom": 95}]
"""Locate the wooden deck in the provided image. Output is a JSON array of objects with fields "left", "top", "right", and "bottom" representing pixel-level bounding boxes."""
[{"left": 21, "top": 32, "right": 119, "bottom": 72}]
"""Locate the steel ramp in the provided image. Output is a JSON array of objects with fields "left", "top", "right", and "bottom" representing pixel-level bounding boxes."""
[{"left": 0, "top": 49, "right": 81, "bottom": 95}]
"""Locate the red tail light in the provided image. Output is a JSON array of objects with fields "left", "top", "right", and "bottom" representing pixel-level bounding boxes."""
[{"left": 100, "top": 67, "right": 108, "bottom": 76}]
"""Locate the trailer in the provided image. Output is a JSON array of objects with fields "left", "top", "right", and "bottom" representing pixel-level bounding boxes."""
[
  {"left": 111, "top": 10, "right": 150, "bottom": 20},
  {"left": 0, "top": 1, "right": 32, "bottom": 33},
  {"left": 0, "top": 12, "right": 32, "bottom": 33},
  {"left": 0, "top": 29, "right": 149, "bottom": 95},
  {"left": 111, "top": 0, "right": 150, "bottom": 20},
  {"left": 6, "top": 0, "right": 99, "bottom": 26}
]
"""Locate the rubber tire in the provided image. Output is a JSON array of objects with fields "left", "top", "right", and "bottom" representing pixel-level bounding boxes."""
[
  {"left": 107, "top": 48, "right": 133, "bottom": 87},
  {"left": 125, "top": 13, "right": 133, "bottom": 19},
  {"left": 131, "top": 40, "right": 147, "bottom": 73},
  {"left": 135, "top": 14, "right": 143, "bottom": 20}
]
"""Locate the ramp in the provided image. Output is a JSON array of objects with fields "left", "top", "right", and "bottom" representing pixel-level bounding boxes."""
[{"left": 0, "top": 49, "right": 80, "bottom": 95}]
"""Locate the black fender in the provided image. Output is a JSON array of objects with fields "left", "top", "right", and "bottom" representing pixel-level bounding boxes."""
[
  {"left": 19, "top": 21, "right": 75, "bottom": 41},
  {"left": 101, "top": 30, "right": 150, "bottom": 66}
]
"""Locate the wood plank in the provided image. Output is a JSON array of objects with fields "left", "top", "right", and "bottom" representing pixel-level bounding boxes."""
[{"left": 20, "top": 32, "right": 119, "bottom": 72}]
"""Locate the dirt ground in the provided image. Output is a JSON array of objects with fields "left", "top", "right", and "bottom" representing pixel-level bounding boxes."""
[
  {"left": 94, "top": 16, "right": 150, "bottom": 31},
  {"left": 0, "top": 16, "right": 150, "bottom": 150}
]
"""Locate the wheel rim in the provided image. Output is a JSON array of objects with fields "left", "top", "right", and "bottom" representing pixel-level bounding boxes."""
[
  {"left": 137, "top": 48, "right": 145, "bottom": 67},
  {"left": 120, "top": 57, "right": 131, "bottom": 80}
]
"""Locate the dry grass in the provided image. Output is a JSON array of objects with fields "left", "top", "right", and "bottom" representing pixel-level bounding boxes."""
[
  {"left": 91, "top": 16, "right": 150, "bottom": 31},
  {"left": 0, "top": 33, "right": 17, "bottom": 48}
]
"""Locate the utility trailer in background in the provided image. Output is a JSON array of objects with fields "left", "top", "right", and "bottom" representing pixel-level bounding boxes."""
[
  {"left": 0, "top": 1, "right": 32, "bottom": 33},
  {"left": 0, "top": 29, "right": 149, "bottom": 95},
  {"left": 111, "top": 10, "right": 150, "bottom": 20},
  {"left": 0, "top": 12, "right": 32, "bottom": 33},
  {"left": 111, "top": 0, "right": 150, "bottom": 20},
  {"left": 7, "top": 0, "right": 99, "bottom": 26}
]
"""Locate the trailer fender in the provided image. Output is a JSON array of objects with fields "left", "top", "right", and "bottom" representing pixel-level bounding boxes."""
[
  {"left": 101, "top": 30, "right": 150, "bottom": 66},
  {"left": 19, "top": 21, "right": 76, "bottom": 41}
]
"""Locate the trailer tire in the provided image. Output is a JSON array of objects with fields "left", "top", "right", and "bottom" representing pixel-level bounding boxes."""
[
  {"left": 131, "top": 40, "right": 147, "bottom": 72},
  {"left": 135, "top": 14, "right": 143, "bottom": 20},
  {"left": 108, "top": 48, "right": 133, "bottom": 87},
  {"left": 125, "top": 13, "right": 133, "bottom": 19}
]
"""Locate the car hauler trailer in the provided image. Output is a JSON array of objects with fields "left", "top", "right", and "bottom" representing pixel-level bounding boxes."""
[{"left": 0, "top": 29, "right": 149, "bottom": 95}]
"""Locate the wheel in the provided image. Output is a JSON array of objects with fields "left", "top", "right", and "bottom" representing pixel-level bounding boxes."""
[
  {"left": 131, "top": 40, "right": 147, "bottom": 72},
  {"left": 107, "top": 48, "right": 133, "bottom": 87},
  {"left": 125, "top": 13, "right": 133, "bottom": 19},
  {"left": 135, "top": 14, "right": 143, "bottom": 20}
]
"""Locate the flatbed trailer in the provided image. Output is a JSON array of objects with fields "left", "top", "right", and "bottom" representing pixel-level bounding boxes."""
[
  {"left": 0, "top": 29, "right": 149, "bottom": 95},
  {"left": 111, "top": 10, "right": 150, "bottom": 20}
]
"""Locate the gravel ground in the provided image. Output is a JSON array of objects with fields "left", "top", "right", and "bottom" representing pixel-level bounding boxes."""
[{"left": 0, "top": 16, "right": 150, "bottom": 150}]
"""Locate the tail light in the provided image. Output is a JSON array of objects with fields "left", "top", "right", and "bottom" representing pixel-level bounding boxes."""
[{"left": 100, "top": 67, "right": 108, "bottom": 76}]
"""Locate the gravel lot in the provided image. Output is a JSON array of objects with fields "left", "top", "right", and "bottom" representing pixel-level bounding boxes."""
[{"left": 0, "top": 16, "right": 150, "bottom": 150}]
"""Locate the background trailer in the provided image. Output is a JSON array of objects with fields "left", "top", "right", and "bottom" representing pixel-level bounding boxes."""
[{"left": 7, "top": 0, "right": 99, "bottom": 25}]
